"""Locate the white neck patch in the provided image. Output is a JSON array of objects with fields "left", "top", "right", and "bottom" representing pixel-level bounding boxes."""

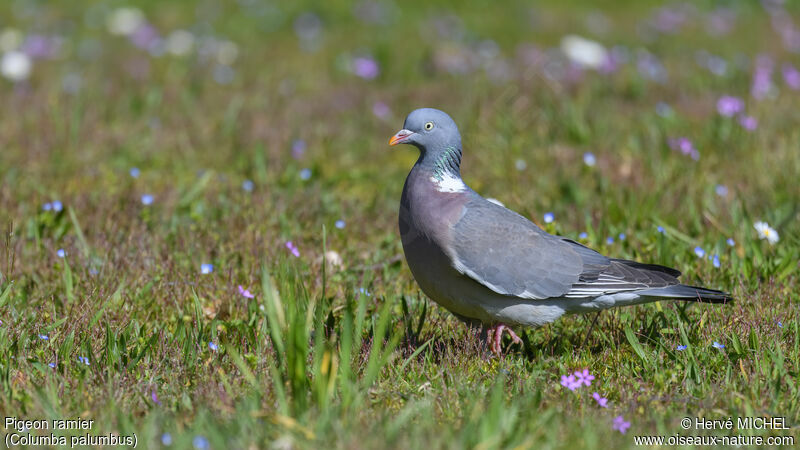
[{"left": 431, "top": 173, "right": 466, "bottom": 193}]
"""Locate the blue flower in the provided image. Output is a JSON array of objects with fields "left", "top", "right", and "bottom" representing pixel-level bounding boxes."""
[
  {"left": 726, "top": 238, "right": 735, "bottom": 246},
  {"left": 38, "top": 334, "right": 49, "bottom": 340},
  {"left": 208, "top": 341, "right": 218, "bottom": 351},
  {"left": 161, "top": 433, "right": 173, "bottom": 446},
  {"left": 57, "top": 249, "right": 66, "bottom": 258},
  {"left": 201, "top": 263, "right": 213, "bottom": 274},
  {"left": 48, "top": 362, "right": 56, "bottom": 368},
  {"left": 335, "top": 219, "right": 346, "bottom": 229},
  {"left": 583, "top": 152, "right": 596, "bottom": 167},
  {"left": 358, "top": 287, "right": 371, "bottom": 297},
  {"left": 676, "top": 345, "right": 687, "bottom": 351},
  {"left": 714, "top": 184, "right": 728, "bottom": 197},
  {"left": 192, "top": 435, "right": 209, "bottom": 450},
  {"left": 578, "top": 232, "right": 588, "bottom": 239},
  {"left": 694, "top": 246, "right": 705, "bottom": 258},
  {"left": 712, "top": 341, "right": 725, "bottom": 349},
  {"left": 618, "top": 233, "right": 626, "bottom": 241},
  {"left": 656, "top": 226, "right": 665, "bottom": 234},
  {"left": 543, "top": 212, "right": 555, "bottom": 223},
  {"left": 77, "top": 356, "right": 90, "bottom": 365},
  {"left": 606, "top": 236, "right": 614, "bottom": 244},
  {"left": 130, "top": 167, "right": 141, "bottom": 178},
  {"left": 141, "top": 194, "right": 154, "bottom": 205},
  {"left": 299, "top": 168, "right": 312, "bottom": 180},
  {"left": 43, "top": 201, "right": 64, "bottom": 212},
  {"left": 711, "top": 254, "right": 720, "bottom": 268},
  {"left": 777, "top": 321, "right": 783, "bottom": 328},
  {"left": 242, "top": 179, "right": 254, "bottom": 192}
]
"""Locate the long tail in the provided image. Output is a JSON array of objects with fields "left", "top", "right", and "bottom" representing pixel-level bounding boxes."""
[{"left": 637, "top": 284, "right": 733, "bottom": 304}]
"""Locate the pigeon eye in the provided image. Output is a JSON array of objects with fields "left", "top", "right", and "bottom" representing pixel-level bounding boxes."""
[{"left": 424, "top": 122, "right": 434, "bottom": 131}]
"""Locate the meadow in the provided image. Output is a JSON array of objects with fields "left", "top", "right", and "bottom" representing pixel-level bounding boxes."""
[{"left": 0, "top": 0, "right": 799, "bottom": 448}]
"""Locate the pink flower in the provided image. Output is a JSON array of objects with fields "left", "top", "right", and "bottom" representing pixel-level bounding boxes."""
[
  {"left": 592, "top": 392, "right": 608, "bottom": 408},
  {"left": 285, "top": 241, "right": 300, "bottom": 257},
  {"left": 613, "top": 415, "right": 631, "bottom": 434},
  {"left": 574, "top": 369, "right": 595, "bottom": 386},
  {"left": 238, "top": 285, "right": 254, "bottom": 298}
]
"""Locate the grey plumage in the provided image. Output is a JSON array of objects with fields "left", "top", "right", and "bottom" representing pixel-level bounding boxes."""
[{"left": 390, "top": 108, "right": 731, "bottom": 338}]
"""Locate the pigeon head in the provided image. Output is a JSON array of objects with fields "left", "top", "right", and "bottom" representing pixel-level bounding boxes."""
[{"left": 389, "top": 108, "right": 462, "bottom": 154}]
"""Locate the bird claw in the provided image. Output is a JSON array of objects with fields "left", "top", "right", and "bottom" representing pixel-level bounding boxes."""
[{"left": 486, "top": 324, "right": 522, "bottom": 355}]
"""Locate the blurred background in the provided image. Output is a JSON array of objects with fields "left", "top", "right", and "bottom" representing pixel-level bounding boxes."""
[{"left": 2, "top": 0, "right": 797, "bottom": 279}]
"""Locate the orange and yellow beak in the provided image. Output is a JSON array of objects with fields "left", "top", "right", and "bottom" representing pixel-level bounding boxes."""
[{"left": 389, "top": 129, "right": 414, "bottom": 146}]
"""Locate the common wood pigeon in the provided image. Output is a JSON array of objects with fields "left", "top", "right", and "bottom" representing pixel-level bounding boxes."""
[{"left": 390, "top": 108, "right": 731, "bottom": 354}]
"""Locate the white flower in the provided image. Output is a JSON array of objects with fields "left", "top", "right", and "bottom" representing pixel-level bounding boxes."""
[
  {"left": 560, "top": 35, "right": 608, "bottom": 69},
  {"left": 106, "top": 8, "right": 145, "bottom": 36},
  {"left": 754, "top": 221, "right": 779, "bottom": 245},
  {"left": 1, "top": 51, "right": 32, "bottom": 81},
  {"left": 165, "top": 30, "right": 194, "bottom": 56},
  {"left": 215, "top": 40, "right": 238, "bottom": 65}
]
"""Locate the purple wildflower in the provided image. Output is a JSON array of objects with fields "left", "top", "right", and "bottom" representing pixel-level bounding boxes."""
[
  {"left": 574, "top": 369, "right": 595, "bottom": 386},
  {"left": 238, "top": 285, "right": 255, "bottom": 299},
  {"left": 716, "top": 96, "right": 744, "bottom": 117},
  {"left": 751, "top": 55, "right": 774, "bottom": 100},
  {"left": 783, "top": 64, "right": 800, "bottom": 90},
  {"left": 613, "top": 415, "right": 631, "bottom": 434},
  {"left": 560, "top": 374, "right": 581, "bottom": 391},
  {"left": 372, "top": 101, "right": 391, "bottom": 119},
  {"left": 151, "top": 390, "right": 162, "bottom": 406},
  {"left": 130, "top": 23, "right": 160, "bottom": 51},
  {"left": 739, "top": 115, "right": 758, "bottom": 131},
  {"left": 291, "top": 139, "right": 306, "bottom": 159},
  {"left": 22, "top": 34, "right": 60, "bottom": 59},
  {"left": 208, "top": 342, "right": 218, "bottom": 351},
  {"left": 352, "top": 56, "right": 380, "bottom": 80},
  {"left": 592, "top": 392, "right": 609, "bottom": 407},
  {"left": 668, "top": 137, "right": 699, "bottom": 159},
  {"left": 286, "top": 241, "right": 300, "bottom": 257}
]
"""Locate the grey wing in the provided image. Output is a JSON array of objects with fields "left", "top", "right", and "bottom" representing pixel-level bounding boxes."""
[
  {"left": 563, "top": 239, "right": 682, "bottom": 297},
  {"left": 449, "top": 200, "right": 585, "bottom": 299},
  {"left": 450, "top": 199, "right": 683, "bottom": 300}
]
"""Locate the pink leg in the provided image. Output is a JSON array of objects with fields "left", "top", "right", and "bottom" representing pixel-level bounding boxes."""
[{"left": 486, "top": 324, "right": 522, "bottom": 355}]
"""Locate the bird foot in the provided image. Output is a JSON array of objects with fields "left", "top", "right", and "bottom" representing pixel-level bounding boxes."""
[{"left": 486, "top": 324, "right": 522, "bottom": 355}]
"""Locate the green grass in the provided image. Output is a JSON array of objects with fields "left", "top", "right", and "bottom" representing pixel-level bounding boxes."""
[{"left": 1, "top": 0, "right": 799, "bottom": 448}]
